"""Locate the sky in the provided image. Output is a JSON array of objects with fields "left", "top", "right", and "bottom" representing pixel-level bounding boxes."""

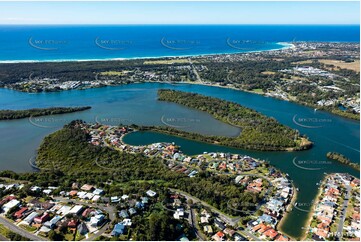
[{"left": 0, "top": 1, "right": 359, "bottom": 25}]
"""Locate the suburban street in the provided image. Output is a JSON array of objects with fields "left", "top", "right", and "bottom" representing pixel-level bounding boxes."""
[
  {"left": 0, "top": 216, "right": 47, "bottom": 241},
  {"left": 189, "top": 208, "right": 207, "bottom": 241},
  {"left": 336, "top": 185, "right": 352, "bottom": 240},
  {"left": 169, "top": 188, "right": 240, "bottom": 226},
  {"left": 53, "top": 196, "right": 116, "bottom": 241}
]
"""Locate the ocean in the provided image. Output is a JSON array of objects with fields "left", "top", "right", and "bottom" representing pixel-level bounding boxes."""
[{"left": 0, "top": 25, "right": 359, "bottom": 62}]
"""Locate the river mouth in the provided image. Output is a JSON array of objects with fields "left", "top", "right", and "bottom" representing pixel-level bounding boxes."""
[{"left": 0, "top": 82, "right": 359, "bottom": 239}]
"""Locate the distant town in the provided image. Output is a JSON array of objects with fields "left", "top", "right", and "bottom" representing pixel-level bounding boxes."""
[{"left": 0, "top": 41, "right": 359, "bottom": 119}]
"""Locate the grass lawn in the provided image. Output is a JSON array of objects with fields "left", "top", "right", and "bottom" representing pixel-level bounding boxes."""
[
  {"left": 319, "top": 59, "right": 360, "bottom": 73},
  {"left": 19, "top": 224, "right": 37, "bottom": 232},
  {"left": 75, "top": 232, "right": 85, "bottom": 241},
  {"left": 0, "top": 224, "right": 9, "bottom": 237},
  {"left": 100, "top": 71, "right": 126, "bottom": 76},
  {"left": 251, "top": 88, "right": 264, "bottom": 94},
  {"left": 64, "top": 233, "right": 75, "bottom": 241},
  {"left": 330, "top": 223, "right": 338, "bottom": 233},
  {"left": 143, "top": 59, "right": 191, "bottom": 65}
]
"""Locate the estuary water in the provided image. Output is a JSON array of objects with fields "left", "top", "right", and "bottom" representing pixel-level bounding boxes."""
[{"left": 0, "top": 83, "right": 359, "bottom": 238}]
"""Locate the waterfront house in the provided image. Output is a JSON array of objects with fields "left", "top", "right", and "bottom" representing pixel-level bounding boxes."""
[
  {"left": 264, "top": 228, "right": 278, "bottom": 239},
  {"left": 275, "top": 234, "right": 290, "bottom": 241}
]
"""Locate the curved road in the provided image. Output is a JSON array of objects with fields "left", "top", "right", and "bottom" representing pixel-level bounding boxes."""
[{"left": 0, "top": 216, "right": 47, "bottom": 241}]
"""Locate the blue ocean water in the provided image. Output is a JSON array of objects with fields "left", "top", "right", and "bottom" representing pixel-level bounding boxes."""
[{"left": 0, "top": 25, "right": 359, "bottom": 62}]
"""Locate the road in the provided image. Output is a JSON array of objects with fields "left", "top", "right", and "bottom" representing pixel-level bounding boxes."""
[
  {"left": 336, "top": 185, "right": 351, "bottom": 240},
  {"left": 169, "top": 188, "right": 240, "bottom": 226},
  {"left": 0, "top": 234, "right": 8, "bottom": 241},
  {"left": 53, "top": 196, "right": 116, "bottom": 241},
  {"left": 188, "top": 58, "right": 202, "bottom": 83},
  {"left": 0, "top": 216, "right": 47, "bottom": 241},
  {"left": 189, "top": 208, "right": 207, "bottom": 241}
]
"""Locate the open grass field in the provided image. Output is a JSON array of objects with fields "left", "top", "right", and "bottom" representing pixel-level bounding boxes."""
[
  {"left": 292, "top": 60, "right": 314, "bottom": 65},
  {"left": 143, "top": 59, "right": 193, "bottom": 65},
  {"left": 319, "top": 59, "right": 360, "bottom": 73},
  {"left": 100, "top": 71, "right": 127, "bottom": 76},
  {"left": 261, "top": 71, "right": 276, "bottom": 75}
]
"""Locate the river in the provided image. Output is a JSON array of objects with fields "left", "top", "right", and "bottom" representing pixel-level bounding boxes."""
[{"left": 0, "top": 82, "right": 359, "bottom": 238}]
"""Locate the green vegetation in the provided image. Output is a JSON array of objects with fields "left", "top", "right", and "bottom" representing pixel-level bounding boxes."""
[
  {"left": 0, "top": 224, "right": 30, "bottom": 241},
  {"left": 326, "top": 152, "right": 360, "bottom": 170},
  {"left": 0, "top": 107, "right": 91, "bottom": 120},
  {"left": 157, "top": 89, "right": 312, "bottom": 151},
  {"left": 31, "top": 121, "right": 261, "bottom": 215}
]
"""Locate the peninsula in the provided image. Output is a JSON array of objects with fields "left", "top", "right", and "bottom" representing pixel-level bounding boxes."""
[
  {"left": 0, "top": 106, "right": 91, "bottom": 120},
  {"left": 153, "top": 89, "right": 312, "bottom": 151}
]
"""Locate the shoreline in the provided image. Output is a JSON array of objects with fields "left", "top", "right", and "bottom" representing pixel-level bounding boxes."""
[
  {"left": 276, "top": 182, "right": 299, "bottom": 241},
  {"left": 0, "top": 42, "right": 293, "bottom": 64},
  {"left": 1, "top": 78, "right": 359, "bottom": 122},
  {"left": 299, "top": 173, "right": 328, "bottom": 241}
]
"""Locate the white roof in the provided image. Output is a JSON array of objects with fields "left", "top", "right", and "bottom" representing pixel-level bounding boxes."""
[
  {"left": 39, "top": 226, "right": 51, "bottom": 233},
  {"left": 146, "top": 190, "right": 156, "bottom": 197},
  {"left": 93, "top": 189, "right": 104, "bottom": 195},
  {"left": 84, "top": 193, "right": 94, "bottom": 200},
  {"left": 69, "top": 205, "right": 83, "bottom": 214},
  {"left": 3, "top": 199, "right": 20, "bottom": 212},
  {"left": 57, "top": 205, "right": 72, "bottom": 215},
  {"left": 24, "top": 211, "right": 38, "bottom": 224},
  {"left": 43, "top": 189, "right": 52, "bottom": 195},
  {"left": 77, "top": 191, "right": 87, "bottom": 199}
]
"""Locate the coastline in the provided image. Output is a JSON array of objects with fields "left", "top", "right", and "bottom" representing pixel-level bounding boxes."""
[
  {"left": 276, "top": 182, "right": 299, "bottom": 241},
  {"left": 0, "top": 42, "right": 293, "bottom": 64}
]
